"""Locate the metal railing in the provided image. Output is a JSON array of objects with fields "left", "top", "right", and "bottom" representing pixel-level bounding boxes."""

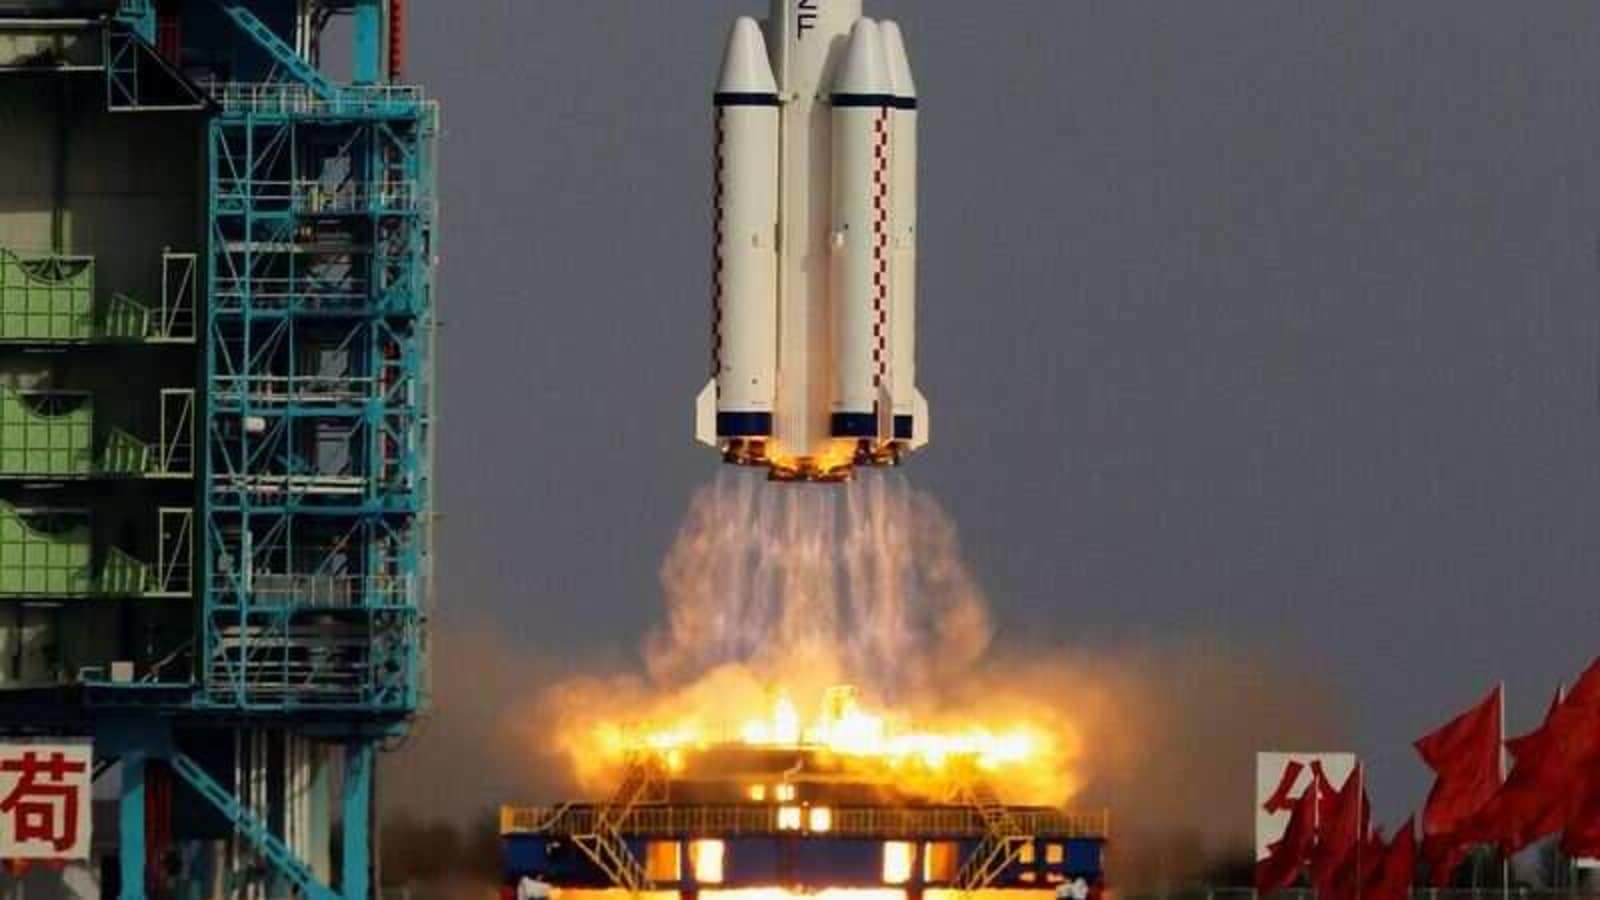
[
  {"left": 153, "top": 507, "right": 193, "bottom": 597},
  {"left": 504, "top": 804, "right": 1111, "bottom": 840},
  {"left": 204, "top": 81, "right": 428, "bottom": 116},
  {"left": 214, "top": 277, "right": 373, "bottom": 312},
  {"left": 293, "top": 181, "right": 423, "bottom": 214},
  {"left": 209, "top": 573, "right": 415, "bottom": 610},
  {"left": 205, "top": 615, "right": 417, "bottom": 708},
  {"left": 213, "top": 178, "right": 424, "bottom": 213},
  {"left": 157, "top": 389, "right": 195, "bottom": 477},
  {"left": 156, "top": 252, "right": 198, "bottom": 342},
  {"left": 99, "top": 427, "right": 153, "bottom": 476},
  {"left": 213, "top": 374, "right": 381, "bottom": 406}
]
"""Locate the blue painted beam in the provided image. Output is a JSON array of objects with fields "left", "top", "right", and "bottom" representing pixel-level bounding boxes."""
[
  {"left": 119, "top": 752, "right": 147, "bottom": 900},
  {"left": 116, "top": 0, "right": 156, "bottom": 42},
  {"left": 352, "top": 0, "right": 381, "bottom": 84},
  {"left": 169, "top": 753, "right": 339, "bottom": 900},
  {"left": 342, "top": 742, "right": 375, "bottom": 900},
  {"left": 208, "top": 0, "right": 339, "bottom": 99}
]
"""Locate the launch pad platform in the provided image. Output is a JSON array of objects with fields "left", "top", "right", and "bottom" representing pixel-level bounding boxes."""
[{"left": 500, "top": 747, "right": 1109, "bottom": 898}]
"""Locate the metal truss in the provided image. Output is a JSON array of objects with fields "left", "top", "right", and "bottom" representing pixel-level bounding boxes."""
[
  {"left": 0, "top": 7, "right": 429, "bottom": 900},
  {"left": 104, "top": 24, "right": 209, "bottom": 113},
  {"left": 101, "top": 725, "right": 372, "bottom": 900},
  {"left": 201, "top": 75, "right": 435, "bottom": 715}
]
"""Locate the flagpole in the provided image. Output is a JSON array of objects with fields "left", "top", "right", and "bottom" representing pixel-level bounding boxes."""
[{"left": 1500, "top": 681, "right": 1509, "bottom": 900}]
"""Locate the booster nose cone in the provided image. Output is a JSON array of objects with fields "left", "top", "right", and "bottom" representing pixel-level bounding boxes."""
[
  {"left": 717, "top": 17, "right": 780, "bottom": 101},
  {"left": 879, "top": 21, "right": 917, "bottom": 103},
  {"left": 830, "top": 18, "right": 890, "bottom": 101}
]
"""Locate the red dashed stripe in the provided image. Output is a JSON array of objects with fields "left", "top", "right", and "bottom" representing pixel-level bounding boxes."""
[
  {"left": 871, "top": 110, "right": 891, "bottom": 389},
  {"left": 711, "top": 111, "right": 726, "bottom": 378}
]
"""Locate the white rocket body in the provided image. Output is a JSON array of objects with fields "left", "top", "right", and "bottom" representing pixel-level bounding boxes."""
[{"left": 697, "top": 0, "right": 928, "bottom": 481}]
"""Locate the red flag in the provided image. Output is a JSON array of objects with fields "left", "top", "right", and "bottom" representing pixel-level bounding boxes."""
[
  {"left": 1561, "top": 773, "right": 1600, "bottom": 859},
  {"left": 1417, "top": 686, "right": 1503, "bottom": 834},
  {"left": 1312, "top": 763, "right": 1340, "bottom": 825},
  {"left": 1310, "top": 766, "right": 1370, "bottom": 892},
  {"left": 1421, "top": 837, "right": 1473, "bottom": 889},
  {"left": 1557, "top": 664, "right": 1600, "bottom": 859},
  {"left": 1415, "top": 685, "right": 1502, "bottom": 884},
  {"left": 1318, "top": 825, "right": 1386, "bottom": 900},
  {"left": 1365, "top": 818, "right": 1417, "bottom": 900},
  {"left": 1568, "top": 657, "right": 1600, "bottom": 706},
  {"left": 1471, "top": 659, "right": 1600, "bottom": 855},
  {"left": 1257, "top": 783, "right": 1318, "bottom": 894}
]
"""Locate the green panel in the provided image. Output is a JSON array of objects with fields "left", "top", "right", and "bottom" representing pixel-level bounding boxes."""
[
  {"left": 100, "top": 427, "right": 152, "bottom": 476},
  {"left": 99, "top": 547, "right": 150, "bottom": 597},
  {"left": 98, "top": 293, "right": 152, "bottom": 342},
  {"left": 0, "top": 504, "right": 92, "bottom": 597},
  {"left": 0, "top": 250, "right": 95, "bottom": 343},
  {"left": 0, "top": 388, "right": 93, "bottom": 477}
]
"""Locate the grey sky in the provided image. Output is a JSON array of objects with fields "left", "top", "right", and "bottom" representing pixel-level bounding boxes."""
[{"left": 408, "top": 1, "right": 1600, "bottom": 825}]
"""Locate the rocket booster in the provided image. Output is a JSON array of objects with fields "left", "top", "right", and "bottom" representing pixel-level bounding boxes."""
[{"left": 696, "top": 0, "right": 929, "bottom": 482}]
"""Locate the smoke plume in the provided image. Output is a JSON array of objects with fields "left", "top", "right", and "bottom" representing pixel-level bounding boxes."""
[
  {"left": 389, "top": 472, "right": 1345, "bottom": 890},
  {"left": 648, "top": 472, "right": 992, "bottom": 703}
]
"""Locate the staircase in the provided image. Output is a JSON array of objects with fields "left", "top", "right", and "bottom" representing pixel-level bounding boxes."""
[
  {"left": 169, "top": 753, "right": 336, "bottom": 900},
  {"left": 571, "top": 754, "right": 665, "bottom": 892},
  {"left": 954, "top": 777, "right": 1033, "bottom": 891},
  {"left": 208, "top": 0, "right": 338, "bottom": 100}
]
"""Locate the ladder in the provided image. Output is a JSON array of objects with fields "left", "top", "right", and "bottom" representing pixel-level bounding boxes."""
[
  {"left": 954, "top": 777, "right": 1033, "bottom": 891},
  {"left": 571, "top": 754, "right": 665, "bottom": 892}
]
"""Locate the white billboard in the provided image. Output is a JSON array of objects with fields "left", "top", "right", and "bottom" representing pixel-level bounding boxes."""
[
  {"left": 1256, "top": 751, "right": 1357, "bottom": 860},
  {"left": 0, "top": 741, "right": 93, "bottom": 860}
]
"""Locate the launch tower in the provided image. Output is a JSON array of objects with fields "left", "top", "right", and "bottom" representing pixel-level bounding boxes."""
[{"left": 0, "top": 1, "right": 435, "bottom": 897}]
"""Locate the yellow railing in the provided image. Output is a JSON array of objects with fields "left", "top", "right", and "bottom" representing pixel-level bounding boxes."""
[{"left": 501, "top": 804, "right": 1110, "bottom": 840}]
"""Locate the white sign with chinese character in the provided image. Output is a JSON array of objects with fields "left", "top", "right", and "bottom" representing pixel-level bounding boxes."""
[
  {"left": 1255, "top": 751, "right": 1357, "bottom": 861},
  {"left": 0, "top": 741, "right": 93, "bottom": 860}
]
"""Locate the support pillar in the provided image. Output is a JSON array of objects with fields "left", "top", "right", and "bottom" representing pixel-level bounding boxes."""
[
  {"left": 310, "top": 746, "right": 332, "bottom": 883},
  {"left": 119, "top": 753, "right": 147, "bottom": 900},
  {"left": 340, "top": 743, "right": 374, "bottom": 900},
  {"left": 352, "top": 0, "right": 381, "bottom": 84}
]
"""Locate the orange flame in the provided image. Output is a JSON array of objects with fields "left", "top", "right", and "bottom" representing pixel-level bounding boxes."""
[
  {"left": 536, "top": 475, "right": 1086, "bottom": 805},
  {"left": 589, "top": 683, "right": 1074, "bottom": 792}
]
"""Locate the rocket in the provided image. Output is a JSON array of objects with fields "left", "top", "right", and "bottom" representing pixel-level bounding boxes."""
[{"left": 695, "top": 0, "right": 929, "bottom": 482}]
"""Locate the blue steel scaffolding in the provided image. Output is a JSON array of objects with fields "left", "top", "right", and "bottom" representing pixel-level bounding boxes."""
[
  {"left": 0, "top": 2, "right": 435, "bottom": 898},
  {"left": 201, "top": 78, "right": 434, "bottom": 716}
]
